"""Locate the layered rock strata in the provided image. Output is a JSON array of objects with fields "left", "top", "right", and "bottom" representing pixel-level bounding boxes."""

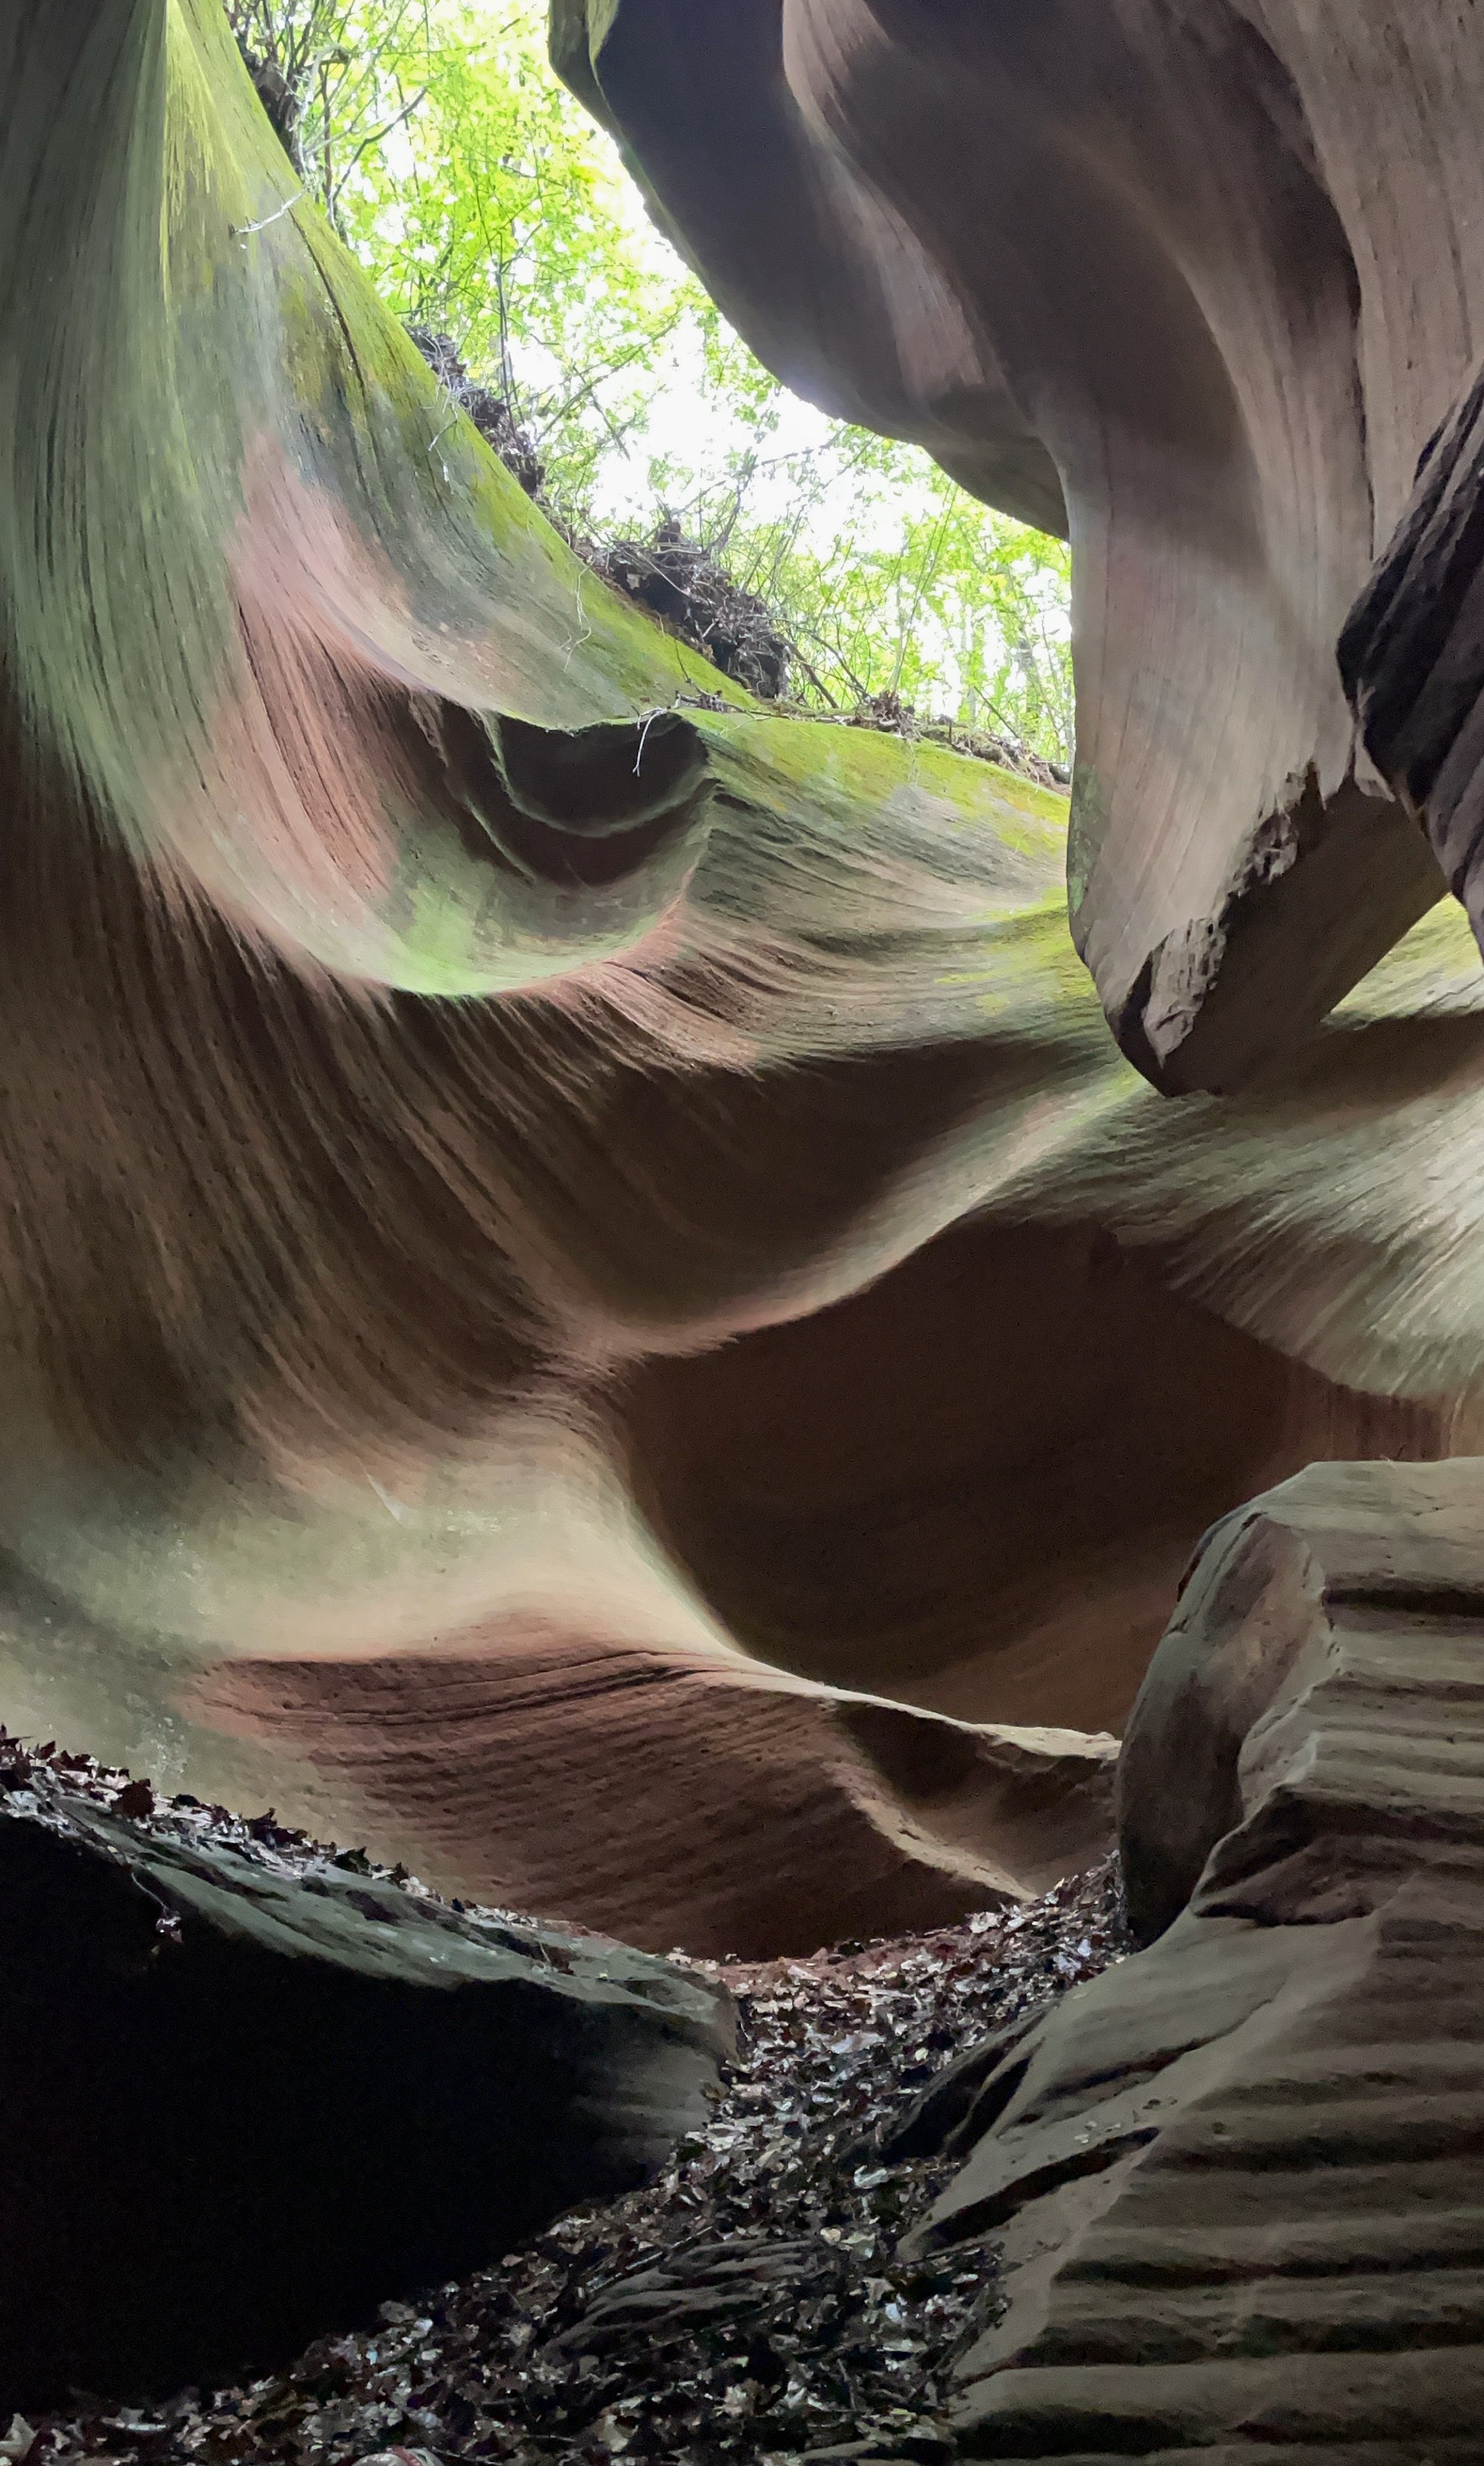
[
  {"left": 0, "top": 1751, "right": 732, "bottom": 2407},
  {"left": 904, "top": 1457, "right": 1484, "bottom": 2458},
  {"left": 188, "top": 1636, "right": 1120, "bottom": 1957}
]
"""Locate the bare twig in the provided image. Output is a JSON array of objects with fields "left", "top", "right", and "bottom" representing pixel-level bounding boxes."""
[
  {"left": 231, "top": 188, "right": 305, "bottom": 238},
  {"left": 328, "top": 83, "right": 428, "bottom": 214}
]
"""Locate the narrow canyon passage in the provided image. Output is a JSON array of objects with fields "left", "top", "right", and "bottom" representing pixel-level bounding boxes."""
[{"left": 12, "top": 3, "right": 1484, "bottom": 2454}]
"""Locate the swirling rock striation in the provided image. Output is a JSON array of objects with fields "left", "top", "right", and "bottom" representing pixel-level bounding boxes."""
[
  {"left": 6, "top": 4, "right": 1484, "bottom": 1949},
  {"left": 187, "top": 1635, "right": 1120, "bottom": 1959}
]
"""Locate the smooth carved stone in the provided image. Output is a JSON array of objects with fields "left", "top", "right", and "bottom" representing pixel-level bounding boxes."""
[
  {"left": 903, "top": 1457, "right": 1484, "bottom": 2459},
  {"left": 12, "top": 4, "right": 1484, "bottom": 1957},
  {"left": 0, "top": 1778, "right": 732, "bottom": 2408},
  {"left": 553, "top": 0, "right": 1477, "bottom": 1090},
  {"left": 0, "top": 894, "right": 1472, "bottom": 1944},
  {"left": 187, "top": 1631, "right": 1120, "bottom": 1958}
]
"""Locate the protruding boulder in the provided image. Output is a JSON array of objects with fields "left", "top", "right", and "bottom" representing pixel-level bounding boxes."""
[
  {"left": 0, "top": 1757, "right": 732, "bottom": 2407},
  {"left": 908, "top": 1457, "right": 1484, "bottom": 2458},
  {"left": 1120, "top": 1455, "right": 1484, "bottom": 1943}
]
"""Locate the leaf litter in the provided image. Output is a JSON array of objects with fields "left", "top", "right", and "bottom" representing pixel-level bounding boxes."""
[{"left": 6, "top": 1729, "right": 1128, "bottom": 2466}]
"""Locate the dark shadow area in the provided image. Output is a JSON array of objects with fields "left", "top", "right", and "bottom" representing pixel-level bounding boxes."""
[{"left": 0, "top": 1806, "right": 709, "bottom": 2405}]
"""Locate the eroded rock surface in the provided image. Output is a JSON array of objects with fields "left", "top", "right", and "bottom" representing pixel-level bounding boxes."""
[
  {"left": 9, "top": 5, "right": 1484, "bottom": 1954},
  {"left": 554, "top": 0, "right": 1484, "bottom": 1091},
  {"left": 0, "top": 1741, "right": 731, "bottom": 2408},
  {"left": 188, "top": 1632, "right": 1119, "bottom": 1957},
  {"left": 909, "top": 1457, "right": 1484, "bottom": 2459},
  {"left": 1343, "top": 352, "right": 1484, "bottom": 980}
]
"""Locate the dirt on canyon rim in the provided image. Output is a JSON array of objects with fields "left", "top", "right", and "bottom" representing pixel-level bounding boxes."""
[{"left": 6, "top": 1736, "right": 1130, "bottom": 2466}]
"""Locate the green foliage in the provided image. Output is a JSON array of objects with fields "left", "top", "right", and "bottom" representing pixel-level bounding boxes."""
[
  {"left": 224, "top": 0, "right": 435, "bottom": 218},
  {"left": 655, "top": 422, "right": 1074, "bottom": 757},
  {"left": 224, "top": 0, "right": 1074, "bottom": 767},
  {"left": 338, "top": 8, "right": 702, "bottom": 522}
]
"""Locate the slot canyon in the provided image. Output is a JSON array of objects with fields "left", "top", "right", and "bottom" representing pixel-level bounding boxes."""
[{"left": 7, "top": 2, "right": 1484, "bottom": 2454}]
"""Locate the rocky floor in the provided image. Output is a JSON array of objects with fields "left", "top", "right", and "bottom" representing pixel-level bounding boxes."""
[{"left": 6, "top": 1734, "right": 1128, "bottom": 2466}]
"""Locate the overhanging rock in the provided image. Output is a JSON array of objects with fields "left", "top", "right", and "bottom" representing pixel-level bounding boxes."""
[
  {"left": 12, "top": 1, "right": 1484, "bottom": 1965},
  {"left": 554, "top": 0, "right": 1484, "bottom": 1091},
  {"left": 0, "top": 1759, "right": 733, "bottom": 2409}
]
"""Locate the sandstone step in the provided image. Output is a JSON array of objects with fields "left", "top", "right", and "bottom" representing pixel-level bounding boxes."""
[{"left": 951, "top": 2343, "right": 1484, "bottom": 2453}]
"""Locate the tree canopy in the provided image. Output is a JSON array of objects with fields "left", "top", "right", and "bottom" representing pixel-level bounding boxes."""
[{"left": 225, "top": 0, "right": 1073, "bottom": 767}]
